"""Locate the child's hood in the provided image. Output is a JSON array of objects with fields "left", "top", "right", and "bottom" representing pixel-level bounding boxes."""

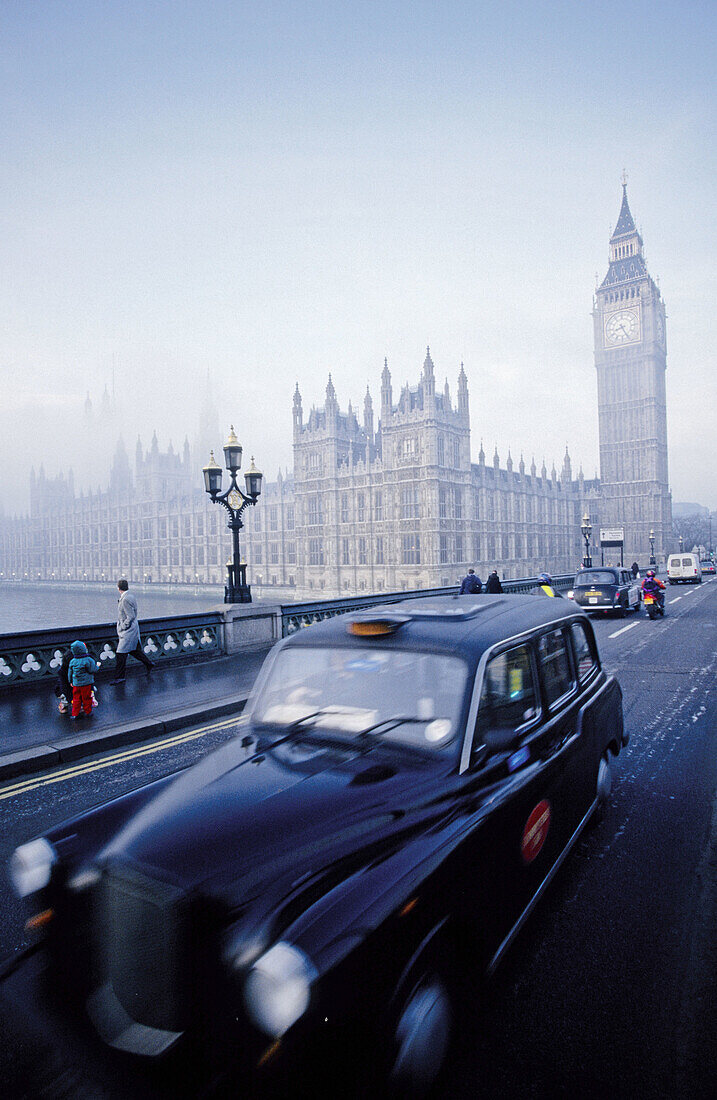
[{"left": 70, "top": 640, "right": 88, "bottom": 657}]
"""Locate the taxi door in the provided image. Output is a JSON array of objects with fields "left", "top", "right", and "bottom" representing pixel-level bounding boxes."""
[{"left": 460, "top": 631, "right": 591, "bottom": 968}]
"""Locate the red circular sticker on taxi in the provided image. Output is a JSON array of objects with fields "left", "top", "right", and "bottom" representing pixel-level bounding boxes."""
[{"left": 521, "top": 800, "right": 551, "bottom": 864}]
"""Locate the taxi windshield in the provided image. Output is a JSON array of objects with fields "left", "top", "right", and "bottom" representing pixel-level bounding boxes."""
[
  {"left": 575, "top": 571, "right": 617, "bottom": 587},
  {"left": 252, "top": 645, "right": 469, "bottom": 751}
]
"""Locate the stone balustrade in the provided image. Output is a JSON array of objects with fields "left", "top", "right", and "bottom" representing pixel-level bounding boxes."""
[{"left": 0, "top": 575, "right": 574, "bottom": 691}]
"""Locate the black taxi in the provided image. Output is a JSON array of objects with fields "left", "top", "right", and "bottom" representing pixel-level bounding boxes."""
[
  {"left": 6, "top": 596, "right": 626, "bottom": 1097},
  {"left": 568, "top": 567, "right": 642, "bottom": 616}
]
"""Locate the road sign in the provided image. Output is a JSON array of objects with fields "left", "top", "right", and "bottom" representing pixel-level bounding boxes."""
[{"left": 600, "top": 527, "right": 624, "bottom": 545}]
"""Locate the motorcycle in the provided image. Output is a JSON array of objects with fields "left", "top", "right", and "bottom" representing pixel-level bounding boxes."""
[{"left": 643, "top": 591, "right": 665, "bottom": 620}]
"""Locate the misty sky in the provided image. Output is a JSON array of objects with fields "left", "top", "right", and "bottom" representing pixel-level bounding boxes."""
[{"left": 1, "top": 0, "right": 715, "bottom": 512}]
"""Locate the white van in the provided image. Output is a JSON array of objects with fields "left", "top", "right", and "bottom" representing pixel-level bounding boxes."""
[{"left": 667, "top": 554, "right": 702, "bottom": 584}]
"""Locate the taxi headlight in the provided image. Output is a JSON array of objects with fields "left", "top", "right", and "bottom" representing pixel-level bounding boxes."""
[
  {"left": 244, "top": 941, "right": 315, "bottom": 1037},
  {"left": 567, "top": 590, "right": 574, "bottom": 599},
  {"left": 10, "top": 838, "right": 56, "bottom": 898}
]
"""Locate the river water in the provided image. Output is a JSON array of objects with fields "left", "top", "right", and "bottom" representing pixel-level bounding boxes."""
[{"left": 0, "top": 584, "right": 227, "bottom": 634}]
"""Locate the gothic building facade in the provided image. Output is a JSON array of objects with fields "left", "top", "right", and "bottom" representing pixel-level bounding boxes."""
[{"left": 0, "top": 185, "right": 673, "bottom": 598}]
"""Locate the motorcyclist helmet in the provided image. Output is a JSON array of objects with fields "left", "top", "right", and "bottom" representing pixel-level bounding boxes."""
[
  {"left": 646, "top": 569, "right": 655, "bottom": 578},
  {"left": 538, "top": 572, "right": 552, "bottom": 585}
]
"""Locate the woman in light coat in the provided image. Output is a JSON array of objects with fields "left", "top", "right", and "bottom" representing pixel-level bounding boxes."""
[{"left": 111, "top": 579, "right": 154, "bottom": 683}]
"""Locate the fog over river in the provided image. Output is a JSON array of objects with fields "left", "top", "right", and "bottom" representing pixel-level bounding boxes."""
[{"left": 0, "top": 584, "right": 228, "bottom": 634}]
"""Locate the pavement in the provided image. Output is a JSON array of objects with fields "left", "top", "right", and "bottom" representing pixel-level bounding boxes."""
[{"left": 0, "top": 649, "right": 272, "bottom": 781}]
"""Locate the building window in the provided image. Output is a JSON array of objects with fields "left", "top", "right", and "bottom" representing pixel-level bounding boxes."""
[
  {"left": 341, "top": 494, "right": 349, "bottom": 523},
  {"left": 270, "top": 543, "right": 279, "bottom": 564},
  {"left": 184, "top": 516, "right": 191, "bottom": 536},
  {"left": 196, "top": 515, "right": 204, "bottom": 536},
  {"left": 286, "top": 542, "right": 296, "bottom": 564},
  {"left": 269, "top": 506, "right": 278, "bottom": 532},
  {"left": 456, "top": 534, "right": 465, "bottom": 562},
  {"left": 440, "top": 534, "right": 449, "bottom": 564},
  {"left": 254, "top": 546, "right": 263, "bottom": 564},
  {"left": 437, "top": 435, "right": 444, "bottom": 465},
  {"left": 453, "top": 438, "right": 460, "bottom": 467},
  {"left": 402, "top": 436, "right": 417, "bottom": 458},
  {"left": 358, "top": 537, "right": 367, "bottom": 565},
  {"left": 374, "top": 491, "right": 383, "bottom": 521},
  {"left": 375, "top": 536, "right": 384, "bottom": 564},
  {"left": 196, "top": 547, "right": 204, "bottom": 565},
  {"left": 401, "top": 486, "right": 419, "bottom": 519},
  {"left": 439, "top": 488, "right": 447, "bottom": 520},
  {"left": 454, "top": 488, "right": 462, "bottom": 519},
  {"left": 402, "top": 535, "right": 421, "bottom": 564},
  {"left": 342, "top": 538, "right": 350, "bottom": 565},
  {"left": 309, "top": 538, "right": 324, "bottom": 566},
  {"left": 357, "top": 493, "right": 365, "bottom": 522},
  {"left": 286, "top": 506, "right": 295, "bottom": 530},
  {"left": 307, "top": 495, "right": 322, "bottom": 526}
]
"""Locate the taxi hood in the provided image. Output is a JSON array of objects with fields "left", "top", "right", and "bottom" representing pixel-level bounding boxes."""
[{"left": 100, "top": 733, "right": 444, "bottom": 898}]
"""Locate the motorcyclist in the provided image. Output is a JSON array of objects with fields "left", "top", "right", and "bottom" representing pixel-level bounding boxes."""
[
  {"left": 533, "top": 572, "right": 562, "bottom": 597},
  {"left": 641, "top": 569, "right": 665, "bottom": 609}
]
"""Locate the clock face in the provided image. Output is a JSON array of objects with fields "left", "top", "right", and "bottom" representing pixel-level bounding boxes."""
[{"left": 605, "top": 309, "right": 640, "bottom": 345}]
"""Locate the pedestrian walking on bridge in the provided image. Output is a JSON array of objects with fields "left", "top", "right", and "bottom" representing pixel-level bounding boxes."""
[
  {"left": 459, "top": 568, "right": 482, "bottom": 594},
  {"left": 111, "top": 578, "right": 154, "bottom": 684}
]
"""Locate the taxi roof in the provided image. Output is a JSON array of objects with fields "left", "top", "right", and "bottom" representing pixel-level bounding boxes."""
[{"left": 284, "top": 595, "right": 585, "bottom": 661}]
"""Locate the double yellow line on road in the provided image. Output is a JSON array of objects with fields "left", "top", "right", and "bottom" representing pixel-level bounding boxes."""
[{"left": 0, "top": 715, "right": 242, "bottom": 803}]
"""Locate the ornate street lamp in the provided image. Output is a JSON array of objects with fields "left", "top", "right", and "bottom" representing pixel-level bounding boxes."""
[
  {"left": 649, "top": 528, "right": 656, "bottom": 566},
  {"left": 203, "top": 426, "right": 263, "bottom": 603},
  {"left": 580, "top": 512, "right": 593, "bottom": 568}
]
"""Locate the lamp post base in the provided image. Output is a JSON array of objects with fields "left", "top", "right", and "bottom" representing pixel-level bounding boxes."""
[{"left": 224, "top": 584, "right": 252, "bottom": 604}]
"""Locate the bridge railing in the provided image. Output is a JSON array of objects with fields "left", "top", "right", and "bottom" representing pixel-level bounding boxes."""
[
  {"left": 0, "top": 574, "right": 575, "bottom": 690},
  {"left": 0, "top": 612, "right": 223, "bottom": 690},
  {"left": 280, "top": 574, "right": 575, "bottom": 635}
]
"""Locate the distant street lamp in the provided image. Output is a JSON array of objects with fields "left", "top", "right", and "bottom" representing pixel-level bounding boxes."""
[
  {"left": 580, "top": 512, "right": 593, "bottom": 568},
  {"left": 678, "top": 534, "right": 684, "bottom": 552},
  {"left": 203, "top": 426, "right": 263, "bottom": 603},
  {"left": 649, "top": 528, "right": 656, "bottom": 566}
]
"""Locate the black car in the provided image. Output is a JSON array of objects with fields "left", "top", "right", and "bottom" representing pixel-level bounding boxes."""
[
  {"left": 6, "top": 596, "right": 626, "bottom": 1097},
  {"left": 568, "top": 567, "right": 642, "bottom": 615}
]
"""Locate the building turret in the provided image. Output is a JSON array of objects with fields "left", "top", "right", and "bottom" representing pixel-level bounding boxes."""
[
  {"left": 457, "top": 362, "right": 469, "bottom": 415},
  {"left": 493, "top": 445, "right": 500, "bottom": 471},
  {"left": 84, "top": 392, "right": 93, "bottom": 420},
  {"left": 110, "top": 437, "right": 132, "bottom": 494},
  {"left": 561, "top": 445, "right": 572, "bottom": 484},
  {"left": 293, "top": 382, "right": 303, "bottom": 434},
  {"left": 381, "top": 358, "right": 393, "bottom": 419},
  {"left": 363, "top": 385, "right": 374, "bottom": 441},
  {"left": 135, "top": 436, "right": 143, "bottom": 469},
  {"left": 507, "top": 450, "right": 513, "bottom": 473},
  {"left": 325, "top": 374, "right": 338, "bottom": 427},
  {"left": 443, "top": 379, "right": 451, "bottom": 411},
  {"left": 519, "top": 454, "right": 525, "bottom": 476},
  {"left": 422, "top": 346, "right": 435, "bottom": 398},
  {"left": 531, "top": 456, "right": 536, "bottom": 478},
  {"left": 478, "top": 440, "right": 485, "bottom": 465}
]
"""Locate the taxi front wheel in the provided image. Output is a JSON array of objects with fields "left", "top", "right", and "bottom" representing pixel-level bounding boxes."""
[{"left": 389, "top": 972, "right": 452, "bottom": 1098}]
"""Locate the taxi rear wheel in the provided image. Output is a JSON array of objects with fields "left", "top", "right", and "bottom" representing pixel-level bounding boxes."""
[
  {"left": 389, "top": 972, "right": 452, "bottom": 1098},
  {"left": 595, "top": 750, "right": 614, "bottom": 814}
]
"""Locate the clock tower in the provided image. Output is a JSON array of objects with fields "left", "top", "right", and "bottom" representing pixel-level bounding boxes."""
[{"left": 594, "top": 181, "right": 672, "bottom": 560}]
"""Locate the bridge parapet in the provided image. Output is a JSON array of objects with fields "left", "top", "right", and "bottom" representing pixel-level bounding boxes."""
[
  {"left": 0, "top": 612, "right": 224, "bottom": 690},
  {"left": 280, "top": 574, "right": 575, "bottom": 635},
  {"left": 0, "top": 574, "right": 574, "bottom": 690}
]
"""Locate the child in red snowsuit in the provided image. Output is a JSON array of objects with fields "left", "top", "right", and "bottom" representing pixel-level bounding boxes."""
[{"left": 68, "top": 640, "right": 98, "bottom": 718}]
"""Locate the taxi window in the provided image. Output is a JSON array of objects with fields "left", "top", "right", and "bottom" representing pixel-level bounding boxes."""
[
  {"left": 537, "top": 629, "right": 574, "bottom": 707},
  {"left": 475, "top": 644, "right": 539, "bottom": 738},
  {"left": 570, "top": 622, "right": 598, "bottom": 683},
  {"left": 575, "top": 571, "right": 616, "bottom": 587}
]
